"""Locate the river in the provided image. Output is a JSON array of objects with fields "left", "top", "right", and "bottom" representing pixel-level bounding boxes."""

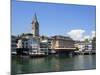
[{"left": 11, "top": 55, "right": 96, "bottom": 75}]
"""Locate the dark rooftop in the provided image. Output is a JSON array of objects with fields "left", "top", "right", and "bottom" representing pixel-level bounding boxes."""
[{"left": 51, "top": 35, "right": 73, "bottom": 40}]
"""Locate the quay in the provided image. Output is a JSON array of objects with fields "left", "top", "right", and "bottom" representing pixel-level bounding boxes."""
[
  {"left": 12, "top": 48, "right": 96, "bottom": 57},
  {"left": 74, "top": 50, "right": 96, "bottom": 55}
]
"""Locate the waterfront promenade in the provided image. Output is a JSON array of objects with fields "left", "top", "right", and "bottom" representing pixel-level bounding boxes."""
[{"left": 74, "top": 50, "right": 96, "bottom": 55}]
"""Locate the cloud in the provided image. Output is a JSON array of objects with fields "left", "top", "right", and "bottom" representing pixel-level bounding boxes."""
[
  {"left": 67, "top": 29, "right": 96, "bottom": 41},
  {"left": 83, "top": 35, "right": 91, "bottom": 41},
  {"left": 91, "top": 31, "right": 96, "bottom": 38},
  {"left": 67, "top": 29, "right": 85, "bottom": 41}
]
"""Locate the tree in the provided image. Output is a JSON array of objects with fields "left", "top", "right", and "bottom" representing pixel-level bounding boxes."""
[{"left": 84, "top": 38, "right": 89, "bottom": 43}]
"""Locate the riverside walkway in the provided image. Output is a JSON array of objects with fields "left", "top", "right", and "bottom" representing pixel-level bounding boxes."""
[{"left": 74, "top": 50, "right": 96, "bottom": 55}]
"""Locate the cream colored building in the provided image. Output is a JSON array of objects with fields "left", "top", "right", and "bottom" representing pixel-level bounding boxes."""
[{"left": 51, "top": 35, "right": 76, "bottom": 52}]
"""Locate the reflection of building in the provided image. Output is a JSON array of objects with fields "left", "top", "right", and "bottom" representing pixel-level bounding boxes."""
[
  {"left": 92, "top": 37, "right": 96, "bottom": 50},
  {"left": 11, "top": 35, "right": 17, "bottom": 54}
]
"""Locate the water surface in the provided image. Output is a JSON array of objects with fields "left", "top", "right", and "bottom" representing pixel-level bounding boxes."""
[{"left": 11, "top": 55, "right": 96, "bottom": 75}]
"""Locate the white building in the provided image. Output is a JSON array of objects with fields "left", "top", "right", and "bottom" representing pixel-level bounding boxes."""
[
  {"left": 17, "top": 33, "right": 41, "bottom": 55},
  {"left": 40, "top": 36, "right": 55, "bottom": 54},
  {"left": 75, "top": 41, "right": 92, "bottom": 52},
  {"left": 17, "top": 38, "right": 29, "bottom": 48},
  {"left": 28, "top": 37, "right": 42, "bottom": 55}
]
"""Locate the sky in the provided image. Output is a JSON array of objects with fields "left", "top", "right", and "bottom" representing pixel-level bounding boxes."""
[{"left": 12, "top": 0, "right": 96, "bottom": 41}]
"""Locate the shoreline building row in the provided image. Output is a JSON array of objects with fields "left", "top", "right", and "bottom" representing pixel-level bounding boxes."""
[{"left": 11, "top": 14, "right": 96, "bottom": 56}]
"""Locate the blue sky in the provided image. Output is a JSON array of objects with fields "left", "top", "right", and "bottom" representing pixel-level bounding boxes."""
[{"left": 12, "top": 0, "right": 96, "bottom": 38}]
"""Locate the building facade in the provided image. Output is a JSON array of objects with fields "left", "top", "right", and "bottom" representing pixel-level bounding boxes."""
[
  {"left": 40, "top": 36, "right": 53, "bottom": 55},
  {"left": 92, "top": 37, "right": 96, "bottom": 50},
  {"left": 11, "top": 35, "right": 17, "bottom": 54},
  {"left": 51, "top": 36, "right": 75, "bottom": 48},
  {"left": 74, "top": 41, "right": 92, "bottom": 52},
  {"left": 51, "top": 35, "right": 76, "bottom": 53},
  {"left": 17, "top": 33, "right": 40, "bottom": 55}
]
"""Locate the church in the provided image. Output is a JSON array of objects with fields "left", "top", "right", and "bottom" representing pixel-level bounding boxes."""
[
  {"left": 12, "top": 13, "right": 76, "bottom": 56},
  {"left": 16, "top": 13, "right": 47, "bottom": 56}
]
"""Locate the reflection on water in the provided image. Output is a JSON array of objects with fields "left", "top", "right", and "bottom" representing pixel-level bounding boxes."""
[{"left": 11, "top": 55, "right": 96, "bottom": 75}]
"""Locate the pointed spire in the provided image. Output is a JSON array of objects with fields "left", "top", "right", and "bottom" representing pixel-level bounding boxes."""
[
  {"left": 34, "top": 12, "right": 37, "bottom": 22},
  {"left": 31, "top": 12, "right": 38, "bottom": 24}
]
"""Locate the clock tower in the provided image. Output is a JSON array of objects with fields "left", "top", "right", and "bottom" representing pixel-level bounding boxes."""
[{"left": 31, "top": 13, "right": 39, "bottom": 37}]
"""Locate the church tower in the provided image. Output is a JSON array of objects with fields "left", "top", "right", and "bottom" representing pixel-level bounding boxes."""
[{"left": 32, "top": 13, "right": 39, "bottom": 37}]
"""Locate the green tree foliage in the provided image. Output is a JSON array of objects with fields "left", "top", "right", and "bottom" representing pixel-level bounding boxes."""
[{"left": 84, "top": 38, "right": 89, "bottom": 43}]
